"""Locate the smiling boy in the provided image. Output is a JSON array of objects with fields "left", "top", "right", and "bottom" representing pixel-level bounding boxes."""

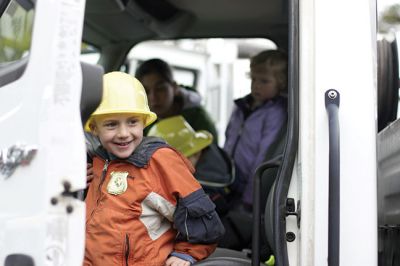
[{"left": 84, "top": 72, "right": 224, "bottom": 266}]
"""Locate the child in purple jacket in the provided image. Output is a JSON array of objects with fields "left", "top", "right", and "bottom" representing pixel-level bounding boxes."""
[{"left": 223, "top": 49, "right": 288, "bottom": 210}]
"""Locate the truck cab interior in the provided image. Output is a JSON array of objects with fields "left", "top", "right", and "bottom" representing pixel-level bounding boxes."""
[
  {"left": 0, "top": 0, "right": 295, "bottom": 265},
  {"left": 82, "top": 1, "right": 400, "bottom": 265},
  {"left": 82, "top": 1, "right": 295, "bottom": 265}
]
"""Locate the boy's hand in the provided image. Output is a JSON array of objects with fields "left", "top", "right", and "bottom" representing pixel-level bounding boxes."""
[
  {"left": 164, "top": 256, "right": 191, "bottom": 266},
  {"left": 86, "top": 163, "right": 94, "bottom": 186}
]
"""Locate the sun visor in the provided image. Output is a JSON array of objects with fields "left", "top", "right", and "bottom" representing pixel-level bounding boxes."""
[
  {"left": 126, "top": 0, "right": 194, "bottom": 38},
  {"left": 85, "top": 0, "right": 128, "bottom": 14}
]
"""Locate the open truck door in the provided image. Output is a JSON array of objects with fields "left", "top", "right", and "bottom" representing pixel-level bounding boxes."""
[{"left": 0, "top": 0, "right": 99, "bottom": 264}]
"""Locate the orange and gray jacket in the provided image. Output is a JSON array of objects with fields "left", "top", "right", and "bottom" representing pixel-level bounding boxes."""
[{"left": 84, "top": 137, "right": 225, "bottom": 266}]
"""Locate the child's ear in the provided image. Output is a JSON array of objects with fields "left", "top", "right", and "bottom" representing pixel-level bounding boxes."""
[
  {"left": 89, "top": 121, "right": 98, "bottom": 136},
  {"left": 141, "top": 116, "right": 147, "bottom": 126}
]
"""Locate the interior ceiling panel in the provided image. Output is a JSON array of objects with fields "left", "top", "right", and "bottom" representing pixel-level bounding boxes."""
[
  {"left": 170, "top": 0, "right": 284, "bottom": 22},
  {"left": 83, "top": 0, "right": 288, "bottom": 48},
  {"left": 84, "top": 13, "right": 153, "bottom": 43}
]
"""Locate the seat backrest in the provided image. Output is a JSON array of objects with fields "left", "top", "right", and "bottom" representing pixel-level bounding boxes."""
[
  {"left": 76, "top": 62, "right": 103, "bottom": 200},
  {"left": 193, "top": 117, "right": 288, "bottom": 265},
  {"left": 260, "top": 121, "right": 287, "bottom": 210},
  {"left": 251, "top": 119, "right": 288, "bottom": 264},
  {"left": 263, "top": 118, "right": 288, "bottom": 160},
  {"left": 80, "top": 62, "right": 103, "bottom": 127},
  {"left": 194, "top": 143, "right": 235, "bottom": 188},
  {"left": 263, "top": 122, "right": 288, "bottom": 254},
  {"left": 264, "top": 180, "right": 276, "bottom": 252}
]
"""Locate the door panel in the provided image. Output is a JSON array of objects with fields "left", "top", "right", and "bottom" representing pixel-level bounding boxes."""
[{"left": 0, "top": 0, "right": 87, "bottom": 265}]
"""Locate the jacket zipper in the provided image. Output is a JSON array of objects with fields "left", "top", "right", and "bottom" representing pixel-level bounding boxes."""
[
  {"left": 231, "top": 120, "right": 245, "bottom": 158},
  {"left": 125, "top": 234, "right": 130, "bottom": 266},
  {"left": 88, "top": 160, "right": 110, "bottom": 222},
  {"left": 96, "top": 159, "right": 109, "bottom": 206},
  {"left": 184, "top": 209, "right": 190, "bottom": 241}
]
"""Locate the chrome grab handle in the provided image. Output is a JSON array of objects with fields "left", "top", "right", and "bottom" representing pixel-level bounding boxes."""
[{"left": 0, "top": 143, "right": 37, "bottom": 179}]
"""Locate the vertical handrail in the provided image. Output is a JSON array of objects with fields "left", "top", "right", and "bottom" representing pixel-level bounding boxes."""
[{"left": 325, "top": 89, "right": 340, "bottom": 266}]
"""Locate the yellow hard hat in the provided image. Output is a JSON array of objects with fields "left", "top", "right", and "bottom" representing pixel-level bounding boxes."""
[
  {"left": 147, "top": 115, "right": 213, "bottom": 157},
  {"left": 85, "top": 71, "right": 157, "bottom": 131}
]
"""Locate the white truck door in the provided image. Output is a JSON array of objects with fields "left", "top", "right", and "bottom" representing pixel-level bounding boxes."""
[{"left": 0, "top": 0, "right": 87, "bottom": 265}]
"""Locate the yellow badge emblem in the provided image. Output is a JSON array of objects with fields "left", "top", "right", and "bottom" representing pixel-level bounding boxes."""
[{"left": 107, "top": 171, "right": 128, "bottom": 195}]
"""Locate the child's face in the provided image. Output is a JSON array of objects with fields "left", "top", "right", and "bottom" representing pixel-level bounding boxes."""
[
  {"left": 91, "top": 114, "right": 145, "bottom": 159},
  {"left": 250, "top": 69, "right": 280, "bottom": 106},
  {"left": 140, "top": 73, "right": 177, "bottom": 118}
]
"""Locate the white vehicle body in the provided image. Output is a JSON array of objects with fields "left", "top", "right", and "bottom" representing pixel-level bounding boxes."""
[
  {"left": 0, "top": 0, "right": 87, "bottom": 265},
  {"left": 296, "top": 1, "right": 377, "bottom": 265}
]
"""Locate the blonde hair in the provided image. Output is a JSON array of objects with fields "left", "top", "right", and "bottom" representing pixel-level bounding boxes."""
[{"left": 250, "top": 49, "right": 288, "bottom": 91}]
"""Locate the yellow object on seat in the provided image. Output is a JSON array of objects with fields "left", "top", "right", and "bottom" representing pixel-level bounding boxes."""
[{"left": 147, "top": 115, "right": 213, "bottom": 157}]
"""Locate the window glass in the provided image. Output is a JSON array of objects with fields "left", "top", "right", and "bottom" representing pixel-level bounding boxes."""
[
  {"left": 127, "top": 38, "right": 277, "bottom": 142},
  {"left": 0, "top": 0, "right": 34, "bottom": 64},
  {"left": 171, "top": 67, "right": 197, "bottom": 90},
  {"left": 127, "top": 38, "right": 276, "bottom": 97},
  {"left": 80, "top": 42, "right": 100, "bottom": 65}
]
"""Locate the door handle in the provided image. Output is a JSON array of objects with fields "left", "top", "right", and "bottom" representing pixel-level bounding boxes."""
[{"left": 0, "top": 143, "right": 37, "bottom": 179}]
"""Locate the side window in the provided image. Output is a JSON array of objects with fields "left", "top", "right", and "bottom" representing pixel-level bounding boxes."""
[
  {"left": 0, "top": 0, "right": 34, "bottom": 64},
  {"left": 0, "top": 0, "right": 34, "bottom": 87},
  {"left": 128, "top": 59, "right": 198, "bottom": 91},
  {"left": 126, "top": 38, "right": 276, "bottom": 143},
  {"left": 80, "top": 42, "right": 100, "bottom": 65},
  {"left": 171, "top": 66, "right": 197, "bottom": 91}
]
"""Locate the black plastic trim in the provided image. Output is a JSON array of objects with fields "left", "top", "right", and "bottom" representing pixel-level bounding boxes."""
[
  {"left": 80, "top": 61, "right": 104, "bottom": 126},
  {"left": 16, "top": 0, "right": 34, "bottom": 11},
  {"left": 0, "top": 0, "right": 10, "bottom": 16},
  {"left": 252, "top": 156, "right": 282, "bottom": 266},
  {"left": 5, "top": 254, "right": 34, "bottom": 266},
  {"left": 0, "top": 56, "right": 28, "bottom": 87},
  {"left": 272, "top": 0, "right": 299, "bottom": 265}
]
